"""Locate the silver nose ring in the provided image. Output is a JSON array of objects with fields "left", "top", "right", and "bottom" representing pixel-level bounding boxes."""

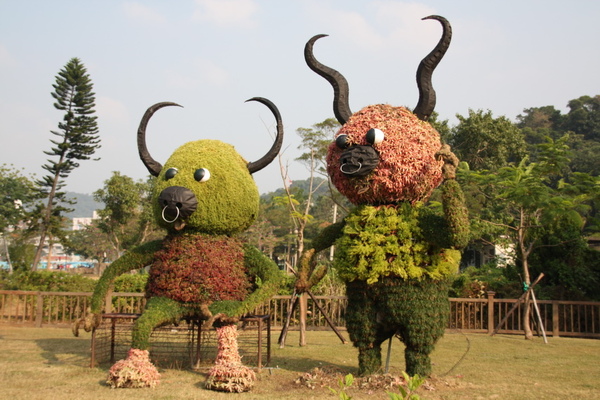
[
  {"left": 340, "top": 162, "right": 362, "bottom": 175},
  {"left": 161, "top": 205, "right": 180, "bottom": 223}
]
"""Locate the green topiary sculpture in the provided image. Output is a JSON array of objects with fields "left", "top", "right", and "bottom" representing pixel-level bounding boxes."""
[
  {"left": 74, "top": 97, "right": 284, "bottom": 391},
  {"left": 297, "top": 16, "right": 469, "bottom": 377}
]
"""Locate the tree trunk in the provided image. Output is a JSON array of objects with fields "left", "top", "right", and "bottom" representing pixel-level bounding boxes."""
[{"left": 518, "top": 209, "right": 534, "bottom": 340}]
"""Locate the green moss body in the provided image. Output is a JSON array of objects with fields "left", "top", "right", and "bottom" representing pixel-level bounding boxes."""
[
  {"left": 346, "top": 277, "right": 451, "bottom": 376},
  {"left": 85, "top": 137, "right": 283, "bottom": 352}
]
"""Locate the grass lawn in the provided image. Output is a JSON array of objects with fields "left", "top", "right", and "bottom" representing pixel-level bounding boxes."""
[{"left": 0, "top": 326, "right": 598, "bottom": 399}]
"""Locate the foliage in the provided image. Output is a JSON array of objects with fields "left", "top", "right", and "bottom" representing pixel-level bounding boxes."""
[
  {"left": 387, "top": 372, "right": 426, "bottom": 400},
  {"left": 66, "top": 222, "right": 116, "bottom": 262},
  {"left": 327, "top": 105, "right": 444, "bottom": 205},
  {"left": 0, "top": 270, "right": 96, "bottom": 292},
  {"left": 147, "top": 233, "right": 250, "bottom": 304},
  {"left": 113, "top": 272, "right": 148, "bottom": 293},
  {"left": 205, "top": 325, "right": 256, "bottom": 393},
  {"left": 296, "top": 118, "right": 340, "bottom": 177},
  {"left": 449, "top": 109, "right": 526, "bottom": 171},
  {"left": 328, "top": 373, "right": 354, "bottom": 400},
  {"left": 90, "top": 240, "right": 162, "bottom": 313},
  {"left": 6, "top": 237, "right": 36, "bottom": 272},
  {"left": 450, "top": 265, "right": 520, "bottom": 299},
  {"left": 93, "top": 172, "right": 163, "bottom": 257},
  {"left": 528, "top": 214, "right": 600, "bottom": 301},
  {"left": 107, "top": 348, "right": 160, "bottom": 388},
  {"left": 32, "top": 58, "right": 100, "bottom": 271},
  {"left": 0, "top": 165, "right": 40, "bottom": 233},
  {"left": 334, "top": 204, "right": 461, "bottom": 284},
  {"left": 346, "top": 277, "right": 451, "bottom": 376},
  {"left": 563, "top": 95, "right": 600, "bottom": 141}
]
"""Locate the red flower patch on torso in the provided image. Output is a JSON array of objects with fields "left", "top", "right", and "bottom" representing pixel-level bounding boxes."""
[{"left": 146, "top": 234, "right": 250, "bottom": 304}]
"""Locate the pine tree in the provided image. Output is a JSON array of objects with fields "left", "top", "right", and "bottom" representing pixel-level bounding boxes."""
[{"left": 31, "top": 58, "right": 100, "bottom": 271}]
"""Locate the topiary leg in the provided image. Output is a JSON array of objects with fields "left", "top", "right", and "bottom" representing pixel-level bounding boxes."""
[
  {"left": 132, "top": 296, "right": 186, "bottom": 349},
  {"left": 107, "top": 296, "right": 186, "bottom": 389},
  {"left": 345, "top": 280, "right": 386, "bottom": 375}
]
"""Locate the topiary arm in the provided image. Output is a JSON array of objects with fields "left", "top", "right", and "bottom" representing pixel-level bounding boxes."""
[
  {"left": 208, "top": 245, "right": 284, "bottom": 320},
  {"left": 73, "top": 240, "right": 162, "bottom": 336},
  {"left": 441, "top": 174, "right": 470, "bottom": 249},
  {"left": 296, "top": 220, "right": 346, "bottom": 293},
  {"left": 436, "top": 144, "right": 470, "bottom": 249}
]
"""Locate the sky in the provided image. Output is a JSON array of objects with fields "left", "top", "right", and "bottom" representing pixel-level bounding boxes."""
[{"left": 1, "top": 0, "right": 599, "bottom": 199}]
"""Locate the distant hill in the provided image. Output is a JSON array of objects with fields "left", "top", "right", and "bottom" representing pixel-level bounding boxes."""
[{"left": 65, "top": 192, "right": 103, "bottom": 218}]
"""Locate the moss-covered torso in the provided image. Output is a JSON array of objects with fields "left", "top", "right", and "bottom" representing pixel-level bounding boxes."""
[
  {"left": 334, "top": 203, "right": 461, "bottom": 284},
  {"left": 146, "top": 233, "right": 251, "bottom": 304}
]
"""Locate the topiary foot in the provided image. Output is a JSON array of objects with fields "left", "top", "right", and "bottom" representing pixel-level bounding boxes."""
[
  {"left": 106, "top": 348, "right": 160, "bottom": 388},
  {"left": 205, "top": 324, "right": 256, "bottom": 393}
]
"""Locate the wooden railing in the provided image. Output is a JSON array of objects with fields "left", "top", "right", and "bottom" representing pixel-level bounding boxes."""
[{"left": 1, "top": 290, "right": 598, "bottom": 338}]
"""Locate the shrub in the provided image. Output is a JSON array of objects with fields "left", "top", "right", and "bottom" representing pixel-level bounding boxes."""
[{"left": 0, "top": 270, "right": 96, "bottom": 292}]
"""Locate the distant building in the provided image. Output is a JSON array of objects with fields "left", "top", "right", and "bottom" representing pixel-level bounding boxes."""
[
  {"left": 72, "top": 210, "right": 99, "bottom": 231},
  {"left": 461, "top": 239, "right": 515, "bottom": 269}
]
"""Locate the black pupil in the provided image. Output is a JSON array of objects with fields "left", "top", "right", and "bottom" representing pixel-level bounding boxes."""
[{"left": 194, "top": 169, "right": 205, "bottom": 181}]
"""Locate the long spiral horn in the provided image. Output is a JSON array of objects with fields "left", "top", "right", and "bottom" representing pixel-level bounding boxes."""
[
  {"left": 304, "top": 34, "right": 352, "bottom": 125},
  {"left": 246, "top": 97, "right": 284, "bottom": 174},
  {"left": 137, "top": 102, "right": 182, "bottom": 177},
  {"left": 413, "top": 15, "right": 452, "bottom": 121}
]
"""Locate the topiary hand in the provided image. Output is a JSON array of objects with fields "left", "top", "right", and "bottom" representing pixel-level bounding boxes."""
[
  {"left": 72, "top": 310, "right": 103, "bottom": 336},
  {"left": 435, "top": 144, "right": 459, "bottom": 180}
]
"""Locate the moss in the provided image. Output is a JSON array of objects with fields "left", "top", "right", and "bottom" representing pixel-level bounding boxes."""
[
  {"left": 153, "top": 140, "right": 259, "bottom": 235},
  {"left": 441, "top": 179, "right": 470, "bottom": 249},
  {"left": 346, "top": 277, "right": 451, "bottom": 376},
  {"left": 131, "top": 296, "right": 187, "bottom": 349},
  {"left": 91, "top": 240, "right": 163, "bottom": 313}
]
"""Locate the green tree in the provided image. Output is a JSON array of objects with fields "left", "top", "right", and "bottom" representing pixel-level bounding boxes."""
[
  {"left": 295, "top": 118, "right": 339, "bottom": 176},
  {"left": 32, "top": 58, "right": 100, "bottom": 270},
  {"left": 465, "top": 138, "right": 586, "bottom": 339},
  {"left": 93, "top": 172, "right": 161, "bottom": 257},
  {"left": 563, "top": 95, "right": 600, "bottom": 141},
  {"left": 0, "top": 165, "right": 40, "bottom": 272},
  {"left": 448, "top": 109, "right": 526, "bottom": 171},
  {"left": 67, "top": 222, "right": 114, "bottom": 262}
]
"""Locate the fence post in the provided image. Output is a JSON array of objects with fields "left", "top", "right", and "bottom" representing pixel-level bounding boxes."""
[
  {"left": 104, "top": 289, "right": 113, "bottom": 314},
  {"left": 552, "top": 301, "right": 560, "bottom": 337},
  {"left": 487, "top": 291, "right": 496, "bottom": 334},
  {"left": 35, "top": 292, "right": 43, "bottom": 328},
  {"left": 299, "top": 292, "right": 307, "bottom": 346}
]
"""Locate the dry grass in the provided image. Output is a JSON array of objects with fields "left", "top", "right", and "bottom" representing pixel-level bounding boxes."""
[{"left": 0, "top": 326, "right": 599, "bottom": 399}]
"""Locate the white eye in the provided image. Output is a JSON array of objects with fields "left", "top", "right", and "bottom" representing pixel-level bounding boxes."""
[
  {"left": 366, "top": 128, "right": 385, "bottom": 145},
  {"left": 194, "top": 168, "right": 210, "bottom": 182}
]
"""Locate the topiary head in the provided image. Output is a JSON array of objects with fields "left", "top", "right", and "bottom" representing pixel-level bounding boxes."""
[
  {"left": 305, "top": 16, "right": 452, "bottom": 205},
  {"left": 137, "top": 98, "right": 283, "bottom": 235},
  {"left": 326, "top": 104, "right": 444, "bottom": 204}
]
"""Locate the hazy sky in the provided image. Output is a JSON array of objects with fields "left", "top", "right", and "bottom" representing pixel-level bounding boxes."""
[{"left": 1, "top": 0, "right": 598, "bottom": 197}]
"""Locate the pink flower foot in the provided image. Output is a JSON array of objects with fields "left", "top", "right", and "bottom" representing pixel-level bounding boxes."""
[
  {"left": 205, "top": 325, "right": 256, "bottom": 393},
  {"left": 106, "top": 348, "right": 160, "bottom": 388}
]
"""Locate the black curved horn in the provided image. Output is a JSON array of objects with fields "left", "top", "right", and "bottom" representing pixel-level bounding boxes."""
[
  {"left": 413, "top": 15, "right": 452, "bottom": 121},
  {"left": 246, "top": 97, "right": 284, "bottom": 174},
  {"left": 137, "top": 102, "right": 182, "bottom": 177},
  {"left": 304, "top": 34, "right": 352, "bottom": 125}
]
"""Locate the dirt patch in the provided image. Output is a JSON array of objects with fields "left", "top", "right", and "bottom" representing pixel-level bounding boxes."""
[{"left": 292, "top": 366, "right": 466, "bottom": 398}]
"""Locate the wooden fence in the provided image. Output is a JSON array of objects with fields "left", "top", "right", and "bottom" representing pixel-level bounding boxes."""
[{"left": 1, "top": 290, "right": 599, "bottom": 339}]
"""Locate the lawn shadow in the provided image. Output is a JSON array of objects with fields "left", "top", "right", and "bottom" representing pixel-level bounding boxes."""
[{"left": 35, "top": 336, "right": 91, "bottom": 366}]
